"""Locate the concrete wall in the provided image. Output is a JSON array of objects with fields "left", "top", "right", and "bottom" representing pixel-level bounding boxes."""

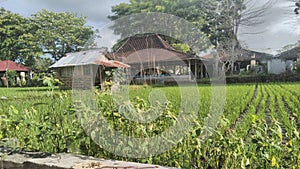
[
  {"left": 268, "top": 58, "right": 286, "bottom": 74},
  {"left": 1, "top": 152, "right": 175, "bottom": 169}
]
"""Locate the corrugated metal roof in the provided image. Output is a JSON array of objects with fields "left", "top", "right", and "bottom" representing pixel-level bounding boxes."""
[
  {"left": 50, "top": 49, "right": 110, "bottom": 68},
  {"left": 50, "top": 49, "right": 130, "bottom": 68}
]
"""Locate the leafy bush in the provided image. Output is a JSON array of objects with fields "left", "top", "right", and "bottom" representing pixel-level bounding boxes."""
[
  {"left": 42, "top": 74, "right": 61, "bottom": 92},
  {"left": 6, "top": 70, "right": 17, "bottom": 87},
  {"left": 28, "top": 73, "right": 60, "bottom": 87},
  {"left": 20, "top": 80, "right": 26, "bottom": 87},
  {"left": 28, "top": 74, "right": 44, "bottom": 87}
]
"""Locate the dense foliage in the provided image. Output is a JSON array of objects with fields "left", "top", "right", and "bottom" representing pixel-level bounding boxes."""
[
  {"left": 0, "top": 8, "right": 95, "bottom": 70},
  {"left": 0, "top": 8, "right": 40, "bottom": 64},
  {"left": 109, "top": 0, "right": 231, "bottom": 45},
  {"left": 108, "top": 0, "right": 219, "bottom": 54},
  {"left": 30, "top": 10, "right": 94, "bottom": 61},
  {"left": 0, "top": 83, "right": 300, "bottom": 168}
]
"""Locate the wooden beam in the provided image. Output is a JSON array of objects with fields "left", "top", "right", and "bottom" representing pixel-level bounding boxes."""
[
  {"left": 194, "top": 60, "right": 198, "bottom": 80},
  {"left": 200, "top": 63, "right": 204, "bottom": 78}
]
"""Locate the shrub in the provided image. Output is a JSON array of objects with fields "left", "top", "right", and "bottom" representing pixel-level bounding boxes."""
[
  {"left": 6, "top": 70, "right": 17, "bottom": 87},
  {"left": 42, "top": 74, "right": 61, "bottom": 92}
]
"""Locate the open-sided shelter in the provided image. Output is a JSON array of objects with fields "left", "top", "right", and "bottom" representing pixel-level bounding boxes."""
[
  {"left": 0, "top": 60, "right": 30, "bottom": 86},
  {"left": 112, "top": 34, "right": 211, "bottom": 84}
]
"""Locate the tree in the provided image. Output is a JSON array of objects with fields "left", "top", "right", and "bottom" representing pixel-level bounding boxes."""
[
  {"left": 214, "top": 0, "right": 275, "bottom": 75},
  {"left": 295, "top": 0, "right": 300, "bottom": 14},
  {"left": 30, "top": 57, "right": 54, "bottom": 72},
  {"left": 30, "top": 10, "right": 95, "bottom": 61},
  {"left": 0, "top": 8, "right": 41, "bottom": 64},
  {"left": 109, "top": 0, "right": 218, "bottom": 53},
  {"left": 109, "top": 0, "right": 216, "bottom": 27},
  {"left": 0, "top": 8, "right": 95, "bottom": 66}
]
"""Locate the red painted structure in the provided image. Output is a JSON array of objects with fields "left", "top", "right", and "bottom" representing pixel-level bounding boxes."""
[{"left": 0, "top": 60, "right": 30, "bottom": 72}]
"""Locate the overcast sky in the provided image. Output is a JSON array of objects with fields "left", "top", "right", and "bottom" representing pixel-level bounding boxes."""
[
  {"left": 0, "top": 0, "right": 299, "bottom": 55},
  {"left": 239, "top": 0, "right": 299, "bottom": 54}
]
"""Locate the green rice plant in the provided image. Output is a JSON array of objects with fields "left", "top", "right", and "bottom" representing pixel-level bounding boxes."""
[{"left": 0, "top": 83, "right": 300, "bottom": 168}]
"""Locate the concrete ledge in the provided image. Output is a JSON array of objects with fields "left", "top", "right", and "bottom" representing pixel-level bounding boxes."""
[{"left": 1, "top": 152, "right": 177, "bottom": 169}]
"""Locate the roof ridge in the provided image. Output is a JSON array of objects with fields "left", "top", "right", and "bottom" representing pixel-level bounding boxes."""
[
  {"left": 155, "top": 34, "right": 176, "bottom": 50},
  {"left": 114, "top": 37, "right": 131, "bottom": 56}
]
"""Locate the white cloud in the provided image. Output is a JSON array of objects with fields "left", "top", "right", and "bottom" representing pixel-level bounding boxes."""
[
  {"left": 239, "top": 0, "right": 299, "bottom": 54},
  {"left": 1, "top": 0, "right": 129, "bottom": 27}
]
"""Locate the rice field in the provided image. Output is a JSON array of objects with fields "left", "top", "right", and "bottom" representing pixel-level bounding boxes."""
[{"left": 0, "top": 83, "right": 300, "bottom": 168}]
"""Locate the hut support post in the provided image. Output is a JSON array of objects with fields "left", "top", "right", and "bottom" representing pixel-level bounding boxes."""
[
  {"left": 188, "top": 60, "right": 191, "bottom": 81},
  {"left": 99, "top": 66, "right": 103, "bottom": 90},
  {"left": 194, "top": 60, "right": 198, "bottom": 80},
  {"left": 200, "top": 63, "right": 204, "bottom": 78}
]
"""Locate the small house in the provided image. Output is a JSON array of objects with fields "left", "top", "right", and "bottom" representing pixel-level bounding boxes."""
[
  {"left": 236, "top": 47, "right": 299, "bottom": 75},
  {"left": 268, "top": 46, "right": 300, "bottom": 74},
  {"left": 233, "top": 50, "right": 273, "bottom": 74},
  {"left": 50, "top": 49, "right": 129, "bottom": 89},
  {"left": 0, "top": 60, "right": 30, "bottom": 87}
]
